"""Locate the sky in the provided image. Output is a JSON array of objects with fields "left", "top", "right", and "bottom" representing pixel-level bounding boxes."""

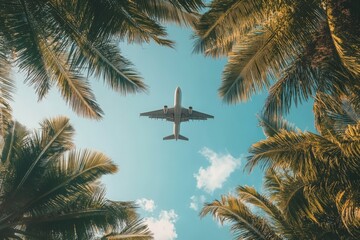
[{"left": 11, "top": 25, "right": 315, "bottom": 240}]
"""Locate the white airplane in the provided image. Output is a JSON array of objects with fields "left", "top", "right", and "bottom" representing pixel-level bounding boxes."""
[{"left": 140, "top": 87, "right": 214, "bottom": 141}]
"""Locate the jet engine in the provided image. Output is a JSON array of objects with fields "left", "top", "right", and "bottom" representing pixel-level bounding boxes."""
[
  {"left": 163, "top": 105, "right": 168, "bottom": 114},
  {"left": 188, "top": 106, "right": 193, "bottom": 114}
]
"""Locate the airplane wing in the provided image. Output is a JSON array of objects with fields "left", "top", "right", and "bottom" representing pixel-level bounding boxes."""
[
  {"left": 140, "top": 108, "right": 175, "bottom": 122},
  {"left": 180, "top": 107, "right": 214, "bottom": 122}
]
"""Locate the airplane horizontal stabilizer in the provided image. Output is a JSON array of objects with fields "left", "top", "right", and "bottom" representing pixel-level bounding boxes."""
[
  {"left": 163, "top": 134, "right": 175, "bottom": 140},
  {"left": 178, "top": 135, "right": 189, "bottom": 141},
  {"left": 163, "top": 134, "right": 189, "bottom": 141}
]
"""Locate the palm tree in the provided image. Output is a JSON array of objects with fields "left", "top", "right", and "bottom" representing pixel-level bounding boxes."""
[
  {"left": 201, "top": 169, "right": 357, "bottom": 239},
  {"left": 0, "top": 116, "right": 152, "bottom": 239},
  {"left": 0, "top": 0, "right": 204, "bottom": 120},
  {"left": 194, "top": 0, "right": 359, "bottom": 119},
  {"left": 201, "top": 93, "right": 360, "bottom": 239}
]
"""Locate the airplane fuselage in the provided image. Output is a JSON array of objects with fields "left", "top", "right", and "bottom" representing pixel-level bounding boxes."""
[{"left": 173, "top": 87, "right": 182, "bottom": 140}]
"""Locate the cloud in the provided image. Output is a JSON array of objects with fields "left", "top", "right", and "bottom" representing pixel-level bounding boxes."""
[
  {"left": 145, "top": 210, "right": 178, "bottom": 240},
  {"left": 136, "top": 198, "right": 156, "bottom": 212},
  {"left": 194, "top": 147, "right": 241, "bottom": 193},
  {"left": 189, "top": 195, "right": 206, "bottom": 211}
]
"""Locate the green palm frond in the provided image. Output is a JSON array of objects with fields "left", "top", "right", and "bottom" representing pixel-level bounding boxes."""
[
  {"left": 201, "top": 195, "right": 283, "bottom": 240},
  {"left": 4, "top": 0, "right": 52, "bottom": 99},
  {"left": 23, "top": 187, "right": 136, "bottom": 239},
  {"left": 0, "top": 117, "right": 146, "bottom": 238},
  {"left": 25, "top": 149, "right": 118, "bottom": 209},
  {"left": 13, "top": 117, "right": 74, "bottom": 193}
]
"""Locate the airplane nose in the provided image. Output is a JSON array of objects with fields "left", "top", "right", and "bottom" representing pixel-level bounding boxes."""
[{"left": 176, "top": 87, "right": 181, "bottom": 93}]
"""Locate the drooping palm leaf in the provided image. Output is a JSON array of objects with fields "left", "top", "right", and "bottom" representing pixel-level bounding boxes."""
[
  {"left": 1, "top": 0, "right": 203, "bottom": 119},
  {"left": 257, "top": 113, "right": 298, "bottom": 138},
  {"left": 201, "top": 195, "right": 283, "bottom": 240},
  {"left": 325, "top": 0, "right": 360, "bottom": 77},
  {"left": 101, "top": 219, "right": 153, "bottom": 240}
]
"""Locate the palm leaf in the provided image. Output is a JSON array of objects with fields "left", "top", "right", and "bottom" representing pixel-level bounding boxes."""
[
  {"left": 38, "top": 38, "right": 104, "bottom": 119},
  {"left": 247, "top": 131, "right": 322, "bottom": 177},
  {"left": 262, "top": 52, "right": 318, "bottom": 120},
  {"left": 326, "top": 0, "right": 360, "bottom": 77},
  {"left": 237, "top": 186, "right": 296, "bottom": 238},
  {"left": 3, "top": 0, "right": 52, "bottom": 99},
  {"left": 14, "top": 116, "right": 74, "bottom": 193},
  {"left": 257, "top": 113, "right": 298, "bottom": 138},
  {"left": 0, "top": 121, "right": 28, "bottom": 164},
  {"left": 23, "top": 186, "right": 136, "bottom": 239},
  {"left": 133, "top": 0, "right": 200, "bottom": 27},
  {"left": 25, "top": 149, "right": 117, "bottom": 210},
  {"left": 200, "top": 195, "right": 283, "bottom": 240},
  {"left": 101, "top": 219, "right": 153, "bottom": 240},
  {"left": 0, "top": 40, "right": 14, "bottom": 136},
  {"left": 193, "top": 0, "right": 266, "bottom": 56}
]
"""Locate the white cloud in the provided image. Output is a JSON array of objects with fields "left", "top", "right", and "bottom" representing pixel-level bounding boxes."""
[
  {"left": 136, "top": 198, "right": 156, "bottom": 212},
  {"left": 145, "top": 210, "right": 178, "bottom": 240},
  {"left": 189, "top": 195, "right": 206, "bottom": 211},
  {"left": 194, "top": 147, "right": 241, "bottom": 193}
]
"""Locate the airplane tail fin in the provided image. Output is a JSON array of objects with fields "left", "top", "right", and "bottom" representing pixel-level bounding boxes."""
[{"left": 163, "top": 134, "right": 189, "bottom": 141}]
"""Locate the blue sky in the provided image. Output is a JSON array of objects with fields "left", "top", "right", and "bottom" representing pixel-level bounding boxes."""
[{"left": 12, "top": 25, "right": 315, "bottom": 240}]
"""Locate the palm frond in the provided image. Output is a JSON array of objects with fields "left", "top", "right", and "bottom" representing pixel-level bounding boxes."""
[
  {"left": 68, "top": 40, "right": 146, "bottom": 95},
  {"left": 218, "top": 28, "right": 272, "bottom": 103},
  {"left": 25, "top": 149, "right": 117, "bottom": 211},
  {"left": 39, "top": 38, "right": 104, "bottom": 119},
  {"left": 314, "top": 93, "right": 360, "bottom": 136},
  {"left": 23, "top": 186, "right": 136, "bottom": 239},
  {"left": 237, "top": 186, "right": 296, "bottom": 237},
  {"left": 4, "top": 0, "right": 52, "bottom": 99},
  {"left": 326, "top": 0, "right": 360, "bottom": 77},
  {"left": 168, "top": 0, "right": 204, "bottom": 12},
  {"left": 193, "top": 0, "right": 266, "bottom": 56},
  {"left": 14, "top": 116, "right": 74, "bottom": 193},
  {"left": 0, "top": 121, "right": 28, "bottom": 164},
  {"left": 133, "top": 0, "right": 200, "bottom": 27},
  {"left": 336, "top": 189, "right": 360, "bottom": 236},
  {"left": 200, "top": 195, "right": 283, "bottom": 240},
  {"left": 340, "top": 122, "right": 360, "bottom": 158},
  {"left": 262, "top": 53, "right": 318, "bottom": 120},
  {"left": 257, "top": 113, "right": 298, "bottom": 138},
  {"left": 101, "top": 219, "right": 153, "bottom": 240},
  {"left": 0, "top": 39, "right": 14, "bottom": 136},
  {"left": 247, "top": 131, "right": 322, "bottom": 177}
]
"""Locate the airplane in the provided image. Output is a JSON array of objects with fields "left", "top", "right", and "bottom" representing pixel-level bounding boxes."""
[{"left": 140, "top": 87, "right": 214, "bottom": 141}]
